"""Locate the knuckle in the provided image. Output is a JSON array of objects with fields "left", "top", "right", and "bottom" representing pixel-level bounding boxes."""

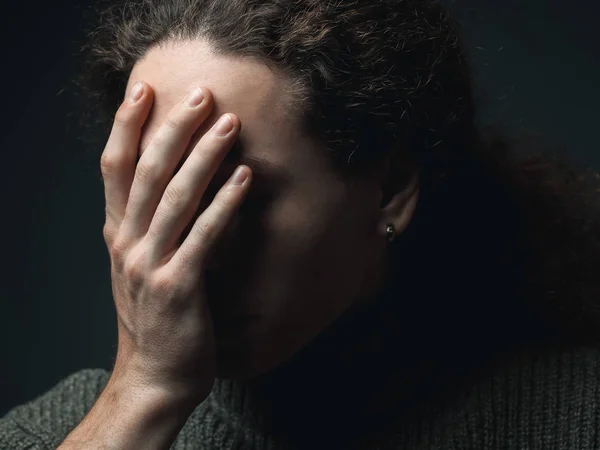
[
  {"left": 163, "top": 112, "right": 183, "bottom": 131},
  {"left": 110, "top": 235, "right": 130, "bottom": 263},
  {"left": 193, "top": 218, "right": 215, "bottom": 242},
  {"left": 135, "top": 160, "right": 159, "bottom": 184},
  {"left": 100, "top": 153, "right": 122, "bottom": 178},
  {"left": 148, "top": 271, "right": 178, "bottom": 297},
  {"left": 162, "top": 184, "right": 188, "bottom": 210},
  {"left": 123, "top": 252, "right": 149, "bottom": 282},
  {"left": 103, "top": 223, "right": 116, "bottom": 246}
]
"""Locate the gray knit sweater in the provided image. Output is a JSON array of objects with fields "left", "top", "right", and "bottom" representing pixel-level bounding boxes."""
[
  {"left": 3, "top": 262, "right": 600, "bottom": 450},
  {"left": 1, "top": 344, "right": 599, "bottom": 449}
]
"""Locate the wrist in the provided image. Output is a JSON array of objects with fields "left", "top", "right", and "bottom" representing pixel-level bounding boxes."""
[
  {"left": 111, "top": 348, "right": 213, "bottom": 409},
  {"left": 104, "top": 372, "right": 202, "bottom": 422},
  {"left": 58, "top": 373, "right": 201, "bottom": 450}
]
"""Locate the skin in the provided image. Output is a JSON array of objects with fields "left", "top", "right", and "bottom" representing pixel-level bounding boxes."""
[{"left": 125, "top": 39, "right": 421, "bottom": 380}]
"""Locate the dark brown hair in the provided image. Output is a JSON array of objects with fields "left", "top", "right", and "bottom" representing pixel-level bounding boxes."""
[{"left": 72, "top": 0, "right": 600, "bottom": 344}]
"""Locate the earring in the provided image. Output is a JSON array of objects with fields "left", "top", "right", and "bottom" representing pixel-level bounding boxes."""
[{"left": 386, "top": 224, "right": 395, "bottom": 244}]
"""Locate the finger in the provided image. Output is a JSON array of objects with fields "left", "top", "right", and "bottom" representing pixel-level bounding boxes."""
[
  {"left": 167, "top": 163, "right": 252, "bottom": 274},
  {"left": 101, "top": 81, "right": 154, "bottom": 244},
  {"left": 119, "top": 86, "right": 214, "bottom": 246},
  {"left": 146, "top": 113, "right": 241, "bottom": 263}
]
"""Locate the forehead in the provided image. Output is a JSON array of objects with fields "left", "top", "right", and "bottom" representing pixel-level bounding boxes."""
[{"left": 126, "top": 39, "right": 298, "bottom": 158}]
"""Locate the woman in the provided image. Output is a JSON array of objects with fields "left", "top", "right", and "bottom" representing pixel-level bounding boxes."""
[{"left": 1, "top": 0, "right": 599, "bottom": 448}]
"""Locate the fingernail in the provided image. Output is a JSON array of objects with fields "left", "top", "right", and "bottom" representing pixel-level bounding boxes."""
[
  {"left": 186, "top": 87, "right": 205, "bottom": 107},
  {"left": 214, "top": 114, "right": 233, "bottom": 135},
  {"left": 230, "top": 166, "right": 248, "bottom": 186},
  {"left": 130, "top": 82, "right": 143, "bottom": 103}
]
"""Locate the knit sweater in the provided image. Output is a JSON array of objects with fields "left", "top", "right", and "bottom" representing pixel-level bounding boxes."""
[
  {"left": 1, "top": 345, "right": 599, "bottom": 449},
  {"left": 3, "top": 239, "right": 600, "bottom": 449}
]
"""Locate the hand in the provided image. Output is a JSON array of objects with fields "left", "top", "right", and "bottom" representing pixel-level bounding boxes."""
[{"left": 100, "top": 81, "right": 252, "bottom": 407}]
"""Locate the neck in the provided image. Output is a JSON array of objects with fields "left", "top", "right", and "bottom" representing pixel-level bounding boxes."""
[
  {"left": 208, "top": 183, "right": 558, "bottom": 448},
  {"left": 209, "top": 269, "right": 541, "bottom": 448}
]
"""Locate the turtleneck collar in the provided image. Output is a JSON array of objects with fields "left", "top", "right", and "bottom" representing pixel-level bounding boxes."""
[
  {"left": 206, "top": 177, "right": 557, "bottom": 449},
  {"left": 207, "top": 256, "right": 541, "bottom": 448},
  {"left": 208, "top": 273, "right": 422, "bottom": 448}
]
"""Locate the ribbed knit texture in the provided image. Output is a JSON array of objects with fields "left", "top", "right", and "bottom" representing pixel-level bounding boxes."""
[
  {"left": 3, "top": 203, "right": 599, "bottom": 449},
  {"left": 3, "top": 267, "right": 600, "bottom": 450},
  {"left": 4, "top": 258, "right": 600, "bottom": 449},
  {"left": 1, "top": 346, "right": 599, "bottom": 449}
]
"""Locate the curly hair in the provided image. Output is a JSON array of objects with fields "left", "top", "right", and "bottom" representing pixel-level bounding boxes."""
[{"left": 71, "top": 0, "right": 600, "bottom": 345}]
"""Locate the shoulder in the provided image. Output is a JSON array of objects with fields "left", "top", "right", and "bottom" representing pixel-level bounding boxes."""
[
  {"left": 0, "top": 368, "right": 111, "bottom": 449},
  {"left": 447, "top": 345, "right": 600, "bottom": 448},
  {"left": 476, "top": 344, "right": 600, "bottom": 401},
  {"left": 373, "top": 345, "right": 600, "bottom": 450}
]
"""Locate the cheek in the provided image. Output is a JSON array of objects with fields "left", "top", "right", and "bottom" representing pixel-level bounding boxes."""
[
  {"left": 288, "top": 196, "right": 375, "bottom": 294},
  {"left": 260, "top": 193, "right": 358, "bottom": 288},
  {"left": 266, "top": 194, "right": 333, "bottom": 253},
  {"left": 237, "top": 192, "right": 326, "bottom": 279}
]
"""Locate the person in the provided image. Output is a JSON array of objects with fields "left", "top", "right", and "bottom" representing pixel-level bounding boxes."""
[{"left": 2, "top": 0, "right": 599, "bottom": 448}]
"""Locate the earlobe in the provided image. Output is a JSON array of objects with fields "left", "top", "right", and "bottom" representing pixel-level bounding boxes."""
[{"left": 379, "top": 171, "right": 420, "bottom": 237}]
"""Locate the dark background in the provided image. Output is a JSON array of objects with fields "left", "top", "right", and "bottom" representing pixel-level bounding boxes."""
[{"left": 1, "top": 0, "right": 599, "bottom": 416}]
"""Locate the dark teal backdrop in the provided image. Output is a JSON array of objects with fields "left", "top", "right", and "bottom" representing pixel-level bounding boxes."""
[{"left": 1, "top": 0, "right": 598, "bottom": 415}]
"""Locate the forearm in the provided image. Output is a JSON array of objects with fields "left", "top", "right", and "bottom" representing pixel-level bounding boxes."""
[{"left": 57, "top": 375, "right": 196, "bottom": 450}]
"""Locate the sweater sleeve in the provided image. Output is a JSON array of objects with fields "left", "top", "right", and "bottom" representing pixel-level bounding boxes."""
[{"left": 0, "top": 369, "right": 111, "bottom": 450}]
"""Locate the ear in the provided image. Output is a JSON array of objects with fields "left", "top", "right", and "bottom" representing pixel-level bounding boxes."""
[{"left": 377, "top": 150, "right": 420, "bottom": 237}]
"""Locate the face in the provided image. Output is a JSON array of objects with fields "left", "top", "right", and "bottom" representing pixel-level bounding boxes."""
[{"left": 126, "top": 39, "right": 419, "bottom": 379}]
